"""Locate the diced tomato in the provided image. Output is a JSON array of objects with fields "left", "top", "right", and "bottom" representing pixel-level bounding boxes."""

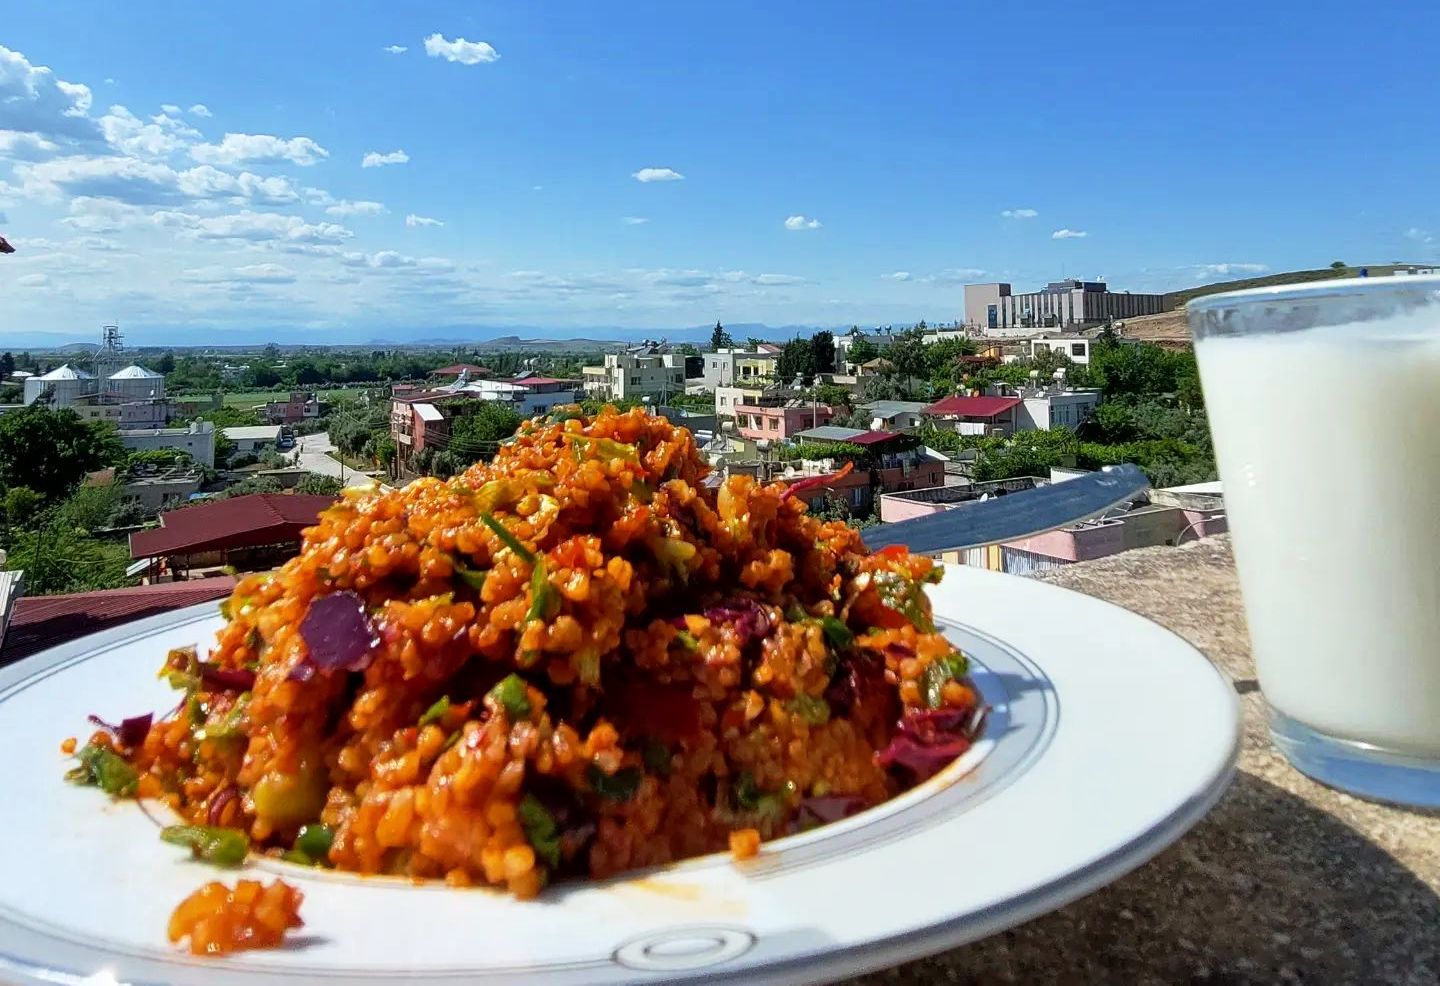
[{"left": 607, "top": 677, "right": 701, "bottom": 742}]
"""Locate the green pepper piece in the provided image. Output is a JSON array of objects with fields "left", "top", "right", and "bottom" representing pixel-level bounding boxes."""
[
  {"left": 787, "top": 693, "right": 831, "bottom": 725},
  {"left": 518, "top": 794, "right": 561, "bottom": 868},
  {"left": 732, "top": 771, "right": 764, "bottom": 811},
  {"left": 525, "top": 559, "right": 558, "bottom": 623},
  {"left": 588, "top": 764, "right": 642, "bottom": 802},
  {"left": 488, "top": 674, "right": 532, "bottom": 719},
  {"left": 281, "top": 848, "right": 315, "bottom": 866},
  {"left": 479, "top": 513, "right": 536, "bottom": 564},
  {"left": 419, "top": 695, "right": 450, "bottom": 728},
  {"left": 450, "top": 554, "right": 488, "bottom": 592},
  {"left": 295, "top": 823, "right": 334, "bottom": 861},
  {"left": 673, "top": 630, "right": 699, "bottom": 651},
  {"left": 160, "top": 825, "right": 250, "bottom": 866},
  {"left": 66, "top": 743, "right": 140, "bottom": 797},
  {"left": 218, "top": 598, "right": 232, "bottom": 620},
  {"left": 817, "top": 615, "right": 853, "bottom": 649}
]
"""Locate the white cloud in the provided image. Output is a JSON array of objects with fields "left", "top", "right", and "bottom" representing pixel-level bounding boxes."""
[
  {"left": 154, "top": 210, "right": 353, "bottom": 245},
  {"left": 160, "top": 104, "right": 181, "bottom": 114},
  {"left": 424, "top": 33, "right": 500, "bottom": 65},
  {"left": 61, "top": 196, "right": 146, "bottom": 232},
  {"left": 883, "top": 271, "right": 911, "bottom": 281},
  {"left": 15, "top": 155, "right": 301, "bottom": 206},
  {"left": 753, "top": 273, "right": 805, "bottom": 286},
  {"left": 1051, "top": 228, "right": 1088, "bottom": 239},
  {"left": 1001, "top": 208, "right": 1038, "bottom": 219},
  {"left": 784, "top": 215, "right": 822, "bottom": 230},
  {"left": 326, "top": 200, "right": 385, "bottom": 217},
  {"left": 183, "top": 262, "right": 296, "bottom": 284},
  {"left": 0, "top": 45, "right": 99, "bottom": 142},
  {"left": 0, "top": 130, "right": 59, "bottom": 160},
  {"left": 188, "top": 104, "right": 212, "bottom": 117},
  {"left": 405, "top": 213, "right": 444, "bottom": 227},
  {"left": 922, "top": 267, "right": 988, "bottom": 284},
  {"left": 343, "top": 250, "right": 453, "bottom": 271},
  {"left": 632, "top": 167, "right": 683, "bottom": 183},
  {"left": 16, "top": 273, "right": 49, "bottom": 287},
  {"left": 1186, "top": 263, "right": 1270, "bottom": 277},
  {"left": 362, "top": 149, "right": 409, "bottom": 168},
  {"left": 621, "top": 216, "right": 649, "bottom": 225},
  {"left": 98, "top": 105, "right": 201, "bottom": 159},
  {"left": 191, "top": 132, "right": 328, "bottom": 167},
  {"left": 383, "top": 45, "right": 408, "bottom": 55},
  {"left": 1405, "top": 227, "right": 1433, "bottom": 245}
]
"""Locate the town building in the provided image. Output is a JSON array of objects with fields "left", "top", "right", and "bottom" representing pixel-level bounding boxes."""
[
  {"left": 699, "top": 349, "right": 778, "bottom": 390},
  {"left": 777, "top": 427, "right": 948, "bottom": 513},
  {"left": 121, "top": 469, "right": 205, "bottom": 513},
  {"left": 1027, "top": 333, "right": 1093, "bottom": 365},
  {"left": 23, "top": 365, "right": 95, "bottom": 406},
  {"left": 118, "top": 421, "right": 216, "bottom": 468},
  {"left": 129, "top": 493, "right": 338, "bottom": 579},
  {"left": 1019, "top": 386, "right": 1101, "bottom": 431},
  {"left": 964, "top": 280, "right": 1166, "bottom": 332},
  {"left": 582, "top": 351, "right": 685, "bottom": 402},
  {"left": 258, "top": 391, "right": 322, "bottom": 426},
  {"left": 715, "top": 383, "right": 770, "bottom": 419},
  {"left": 733, "top": 400, "right": 835, "bottom": 441},
  {"left": 430, "top": 363, "right": 493, "bottom": 379},
  {"left": 923, "top": 394, "right": 1023, "bottom": 436},
  {"left": 877, "top": 478, "right": 1226, "bottom": 576},
  {"left": 834, "top": 332, "right": 900, "bottom": 373},
  {"left": 857, "top": 400, "right": 929, "bottom": 431},
  {"left": 222, "top": 425, "right": 284, "bottom": 455}
]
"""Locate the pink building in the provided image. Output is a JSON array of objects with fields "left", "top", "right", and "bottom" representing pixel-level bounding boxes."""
[{"left": 733, "top": 403, "right": 835, "bottom": 441}]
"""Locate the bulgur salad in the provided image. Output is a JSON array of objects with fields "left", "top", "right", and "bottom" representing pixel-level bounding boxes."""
[{"left": 64, "top": 406, "right": 984, "bottom": 955}]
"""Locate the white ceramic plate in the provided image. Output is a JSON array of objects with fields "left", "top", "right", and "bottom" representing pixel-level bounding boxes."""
[{"left": 0, "top": 565, "right": 1239, "bottom": 986}]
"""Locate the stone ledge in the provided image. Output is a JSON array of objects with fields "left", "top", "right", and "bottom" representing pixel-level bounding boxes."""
[{"left": 845, "top": 535, "right": 1440, "bottom": 985}]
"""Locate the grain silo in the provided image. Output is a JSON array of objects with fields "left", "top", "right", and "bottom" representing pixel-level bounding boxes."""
[
  {"left": 23, "top": 365, "right": 98, "bottom": 406},
  {"left": 107, "top": 364, "right": 167, "bottom": 402}
]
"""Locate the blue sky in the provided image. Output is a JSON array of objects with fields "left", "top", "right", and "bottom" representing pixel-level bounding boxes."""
[{"left": 1, "top": 0, "right": 1437, "bottom": 343}]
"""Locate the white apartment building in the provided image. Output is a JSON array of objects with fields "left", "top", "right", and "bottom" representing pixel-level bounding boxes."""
[
  {"left": 700, "top": 350, "right": 779, "bottom": 390},
  {"left": 1027, "top": 334, "right": 1093, "bottom": 366},
  {"left": 582, "top": 352, "right": 685, "bottom": 402},
  {"left": 834, "top": 332, "right": 900, "bottom": 373},
  {"left": 118, "top": 420, "right": 216, "bottom": 468},
  {"left": 1018, "top": 387, "right": 1102, "bottom": 431}
]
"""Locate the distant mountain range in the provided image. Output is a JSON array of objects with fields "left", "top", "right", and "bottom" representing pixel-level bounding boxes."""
[{"left": 0, "top": 322, "right": 851, "bottom": 352}]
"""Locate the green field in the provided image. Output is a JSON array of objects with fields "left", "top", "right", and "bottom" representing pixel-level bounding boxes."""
[{"left": 176, "top": 387, "right": 368, "bottom": 408}]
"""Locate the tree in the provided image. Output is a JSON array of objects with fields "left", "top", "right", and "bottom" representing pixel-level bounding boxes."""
[
  {"left": 810, "top": 330, "right": 835, "bottom": 376},
  {"left": 295, "top": 473, "right": 344, "bottom": 496},
  {"left": 884, "top": 330, "right": 929, "bottom": 387},
  {"left": 746, "top": 336, "right": 766, "bottom": 350},
  {"left": 674, "top": 343, "right": 700, "bottom": 357},
  {"left": 155, "top": 351, "right": 176, "bottom": 374},
  {"left": 242, "top": 364, "right": 282, "bottom": 388},
  {"left": 221, "top": 475, "right": 283, "bottom": 498},
  {"left": 2, "top": 486, "right": 43, "bottom": 527},
  {"left": 451, "top": 401, "right": 522, "bottom": 446},
  {"left": 710, "top": 321, "right": 735, "bottom": 351},
  {"left": 0, "top": 406, "right": 126, "bottom": 502},
  {"left": 846, "top": 335, "right": 880, "bottom": 366},
  {"left": 56, "top": 481, "right": 122, "bottom": 531},
  {"left": 5, "top": 517, "right": 132, "bottom": 595},
  {"left": 0, "top": 352, "right": 14, "bottom": 379},
  {"left": 776, "top": 339, "right": 817, "bottom": 385},
  {"left": 812, "top": 383, "right": 854, "bottom": 409},
  {"left": 1330, "top": 260, "right": 1347, "bottom": 270}
]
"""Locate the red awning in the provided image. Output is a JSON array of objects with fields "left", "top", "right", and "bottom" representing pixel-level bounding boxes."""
[
  {"left": 129, "top": 493, "right": 337, "bottom": 559},
  {"left": 923, "top": 395, "right": 1022, "bottom": 418}
]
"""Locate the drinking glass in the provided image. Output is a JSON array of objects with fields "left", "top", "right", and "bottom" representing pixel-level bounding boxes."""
[{"left": 1190, "top": 276, "right": 1440, "bottom": 808}]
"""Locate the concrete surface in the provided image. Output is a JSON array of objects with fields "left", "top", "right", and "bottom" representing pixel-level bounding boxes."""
[{"left": 844, "top": 535, "right": 1439, "bottom": 985}]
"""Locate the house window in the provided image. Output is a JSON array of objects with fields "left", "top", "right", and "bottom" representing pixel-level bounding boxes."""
[
  {"left": 1071, "top": 343, "right": 1086, "bottom": 357},
  {"left": 769, "top": 418, "right": 779, "bottom": 431},
  {"left": 850, "top": 487, "right": 864, "bottom": 507}
]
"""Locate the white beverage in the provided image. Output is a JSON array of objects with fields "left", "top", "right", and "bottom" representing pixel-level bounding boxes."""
[{"left": 1198, "top": 321, "right": 1440, "bottom": 756}]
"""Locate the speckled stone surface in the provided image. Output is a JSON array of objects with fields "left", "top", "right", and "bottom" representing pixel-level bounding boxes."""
[{"left": 843, "top": 535, "right": 1440, "bottom": 985}]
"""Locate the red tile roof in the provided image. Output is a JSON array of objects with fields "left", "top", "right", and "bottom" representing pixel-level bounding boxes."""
[
  {"left": 847, "top": 430, "right": 902, "bottom": 446},
  {"left": 505, "top": 377, "right": 575, "bottom": 387},
  {"left": 923, "top": 395, "right": 1022, "bottom": 418},
  {"left": 1, "top": 577, "right": 236, "bottom": 664},
  {"left": 129, "top": 493, "right": 337, "bottom": 559}
]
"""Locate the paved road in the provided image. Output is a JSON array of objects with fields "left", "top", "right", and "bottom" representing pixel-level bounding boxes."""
[{"left": 292, "top": 432, "right": 356, "bottom": 479}]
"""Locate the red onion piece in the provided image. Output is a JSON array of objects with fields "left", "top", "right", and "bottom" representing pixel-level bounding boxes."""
[
  {"left": 294, "top": 591, "right": 379, "bottom": 679},
  {"left": 199, "top": 664, "right": 256, "bottom": 691},
  {"left": 798, "top": 795, "right": 868, "bottom": 825},
  {"left": 876, "top": 735, "right": 972, "bottom": 780},
  {"left": 87, "top": 712, "right": 153, "bottom": 748},
  {"left": 703, "top": 598, "right": 771, "bottom": 647},
  {"left": 207, "top": 785, "right": 239, "bottom": 826}
]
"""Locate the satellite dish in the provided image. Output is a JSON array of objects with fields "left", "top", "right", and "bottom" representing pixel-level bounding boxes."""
[{"left": 1028, "top": 370, "right": 1040, "bottom": 379}]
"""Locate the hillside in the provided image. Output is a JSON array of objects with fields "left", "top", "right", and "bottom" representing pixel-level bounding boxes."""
[{"left": 1162, "top": 264, "right": 1418, "bottom": 309}]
